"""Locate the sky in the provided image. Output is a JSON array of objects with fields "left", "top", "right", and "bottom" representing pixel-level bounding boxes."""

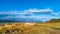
[{"left": 0, "top": 0, "right": 60, "bottom": 22}]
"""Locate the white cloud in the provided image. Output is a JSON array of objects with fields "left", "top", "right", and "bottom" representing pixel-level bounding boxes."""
[
  {"left": 0, "top": 8, "right": 60, "bottom": 22},
  {"left": 0, "top": 8, "right": 53, "bottom": 14}
]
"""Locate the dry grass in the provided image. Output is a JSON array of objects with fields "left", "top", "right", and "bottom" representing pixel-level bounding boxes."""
[{"left": 0, "top": 22, "right": 60, "bottom": 34}]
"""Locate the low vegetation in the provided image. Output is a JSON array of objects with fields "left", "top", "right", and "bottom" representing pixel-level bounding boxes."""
[{"left": 0, "top": 19, "right": 60, "bottom": 34}]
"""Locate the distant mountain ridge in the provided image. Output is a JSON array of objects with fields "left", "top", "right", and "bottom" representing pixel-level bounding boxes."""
[
  {"left": 0, "top": 18, "right": 60, "bottom": 22},
  {"left": 46, "top": 19, "right": 60, "bottom": 23}
]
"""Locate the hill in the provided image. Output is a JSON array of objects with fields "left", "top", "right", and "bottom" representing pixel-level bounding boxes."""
[{"left": 46, "top": 19, "right": 60, "bottom": 23}]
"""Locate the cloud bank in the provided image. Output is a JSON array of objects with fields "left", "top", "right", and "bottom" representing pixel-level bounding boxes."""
[{"left": 0, "top": 8, "right": 60, "bottom": 22}]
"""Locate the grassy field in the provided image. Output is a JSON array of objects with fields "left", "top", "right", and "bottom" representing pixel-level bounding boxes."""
[{"left": 0, "top": 22, "right": 60, "bottom": 34}]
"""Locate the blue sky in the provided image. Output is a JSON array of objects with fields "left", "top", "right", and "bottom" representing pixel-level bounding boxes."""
[{"left": 0, "top": 0, "right": 60, "bottom": 22}]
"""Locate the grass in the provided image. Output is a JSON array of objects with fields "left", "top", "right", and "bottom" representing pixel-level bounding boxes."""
[{"left": 0, "top": 22, "right": 60, "bottom": 34}]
